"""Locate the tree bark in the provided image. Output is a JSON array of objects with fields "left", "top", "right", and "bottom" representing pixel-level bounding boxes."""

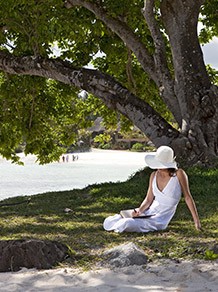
[{"left": 160, "top": 0, "right": 218, "bottom": 162}]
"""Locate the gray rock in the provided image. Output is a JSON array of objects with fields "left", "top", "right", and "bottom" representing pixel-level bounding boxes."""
[
  {"left": 103, "top": 242, "right": 148, "bottom": 268},
  {"left": 0, "top": 239, "right": 68, "bottom": 272}
]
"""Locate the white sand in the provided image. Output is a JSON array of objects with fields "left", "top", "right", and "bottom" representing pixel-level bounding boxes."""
[{"left": 0, "top": 259, "right": 217, "bottom": 291}]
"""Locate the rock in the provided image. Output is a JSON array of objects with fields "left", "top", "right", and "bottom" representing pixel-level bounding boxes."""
[
  {"left": 0, "top": 239, "right": 69, "bottom": 272},
  {"left": 103, "top": 242, "right": 148, "bottom": 268},
  {"left": 211, "top": 243, "right": 218, "bottom": 254}
]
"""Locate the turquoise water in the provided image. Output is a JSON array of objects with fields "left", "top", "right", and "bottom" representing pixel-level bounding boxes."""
[{"left": 0, "top": 149, "right": 146, "bottom": 200}]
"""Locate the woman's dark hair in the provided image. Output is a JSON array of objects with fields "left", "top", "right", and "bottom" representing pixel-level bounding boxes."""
[{"left": 167, "top": 168, "right": 177, "bottom": 176}]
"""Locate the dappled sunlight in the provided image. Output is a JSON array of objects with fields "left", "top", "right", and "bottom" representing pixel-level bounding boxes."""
[{"left": 0, "top": 167, "right": 217, "bottom": 268}]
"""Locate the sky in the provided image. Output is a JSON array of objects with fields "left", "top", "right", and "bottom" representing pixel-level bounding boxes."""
[{"left": 201, "top": 37, "right": 218, "bottom": 70}]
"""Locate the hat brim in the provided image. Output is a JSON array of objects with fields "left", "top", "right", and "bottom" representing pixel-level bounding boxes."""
[{"left": 144, "top": 152, "right": 177, "bottom": 169}]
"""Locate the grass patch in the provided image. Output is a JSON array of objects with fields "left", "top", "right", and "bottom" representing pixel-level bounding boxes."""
[{"left": 0, "top": 167, "right": 217, "bottom": 269}]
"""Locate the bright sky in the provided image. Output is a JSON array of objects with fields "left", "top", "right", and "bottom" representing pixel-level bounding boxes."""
[{"left": 201, "top": 37, "right": 218, "bottom": 70}]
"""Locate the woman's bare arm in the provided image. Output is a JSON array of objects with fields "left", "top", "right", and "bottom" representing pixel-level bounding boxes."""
[
  {"left": 177, "top": 169, "right": 201, "bottom": 230},
  {"left": 132, "top": 171, "right": 155, "bottom": 217}
]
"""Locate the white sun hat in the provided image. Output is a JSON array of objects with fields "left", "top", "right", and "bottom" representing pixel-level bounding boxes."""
[{"left": 144, "top": 146, "right": 177, "bottom": 169}]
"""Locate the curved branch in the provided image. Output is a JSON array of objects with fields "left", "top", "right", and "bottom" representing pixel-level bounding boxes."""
[
  {"left": 64, "top": 0, "right": 182, "bottom": 125},
  {"left": 64, "top": 0, "right": 158, "bottom": 83},
  {"left": 0, "top": 51, "right": 180, "bottom": 146}
]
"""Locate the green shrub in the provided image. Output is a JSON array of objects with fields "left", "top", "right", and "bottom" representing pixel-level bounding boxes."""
[{"left": 131, "top": 142, "right": 145, "bottom": 152}]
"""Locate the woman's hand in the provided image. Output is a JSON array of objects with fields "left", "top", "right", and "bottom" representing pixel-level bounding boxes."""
[
  {"left": 132, "top": 208, "right": 140, "bottom": 217},
  {"left": 195, "top": 221, "right": 202, "bottom": 231}
]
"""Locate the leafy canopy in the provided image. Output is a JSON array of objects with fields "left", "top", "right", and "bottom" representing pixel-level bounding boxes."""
[{"left": 0, "top": 0, "right": 217, "bottom": 162}]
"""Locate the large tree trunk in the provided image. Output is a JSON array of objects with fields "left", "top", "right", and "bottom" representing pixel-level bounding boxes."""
[{"left": 160, "top": 0, "right": 218, "bottom": 163}]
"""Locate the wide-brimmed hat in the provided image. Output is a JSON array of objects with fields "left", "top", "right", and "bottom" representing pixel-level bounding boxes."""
[{"left": 144, "top": 146, "right": 177, "bottom": 169}]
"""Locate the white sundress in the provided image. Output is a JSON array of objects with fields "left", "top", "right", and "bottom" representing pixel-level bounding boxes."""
[{"left": 103, "top": 173, "right": 182, "bottom": 233}]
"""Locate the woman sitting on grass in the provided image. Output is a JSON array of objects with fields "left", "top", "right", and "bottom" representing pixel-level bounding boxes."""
[{"left": 103, "top": 146, "right": 201, "bottom": 233}]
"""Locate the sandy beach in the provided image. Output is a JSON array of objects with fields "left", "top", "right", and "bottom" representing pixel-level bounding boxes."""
[{"left": 0, "top": 259, "right": 217, "bottom": 291}]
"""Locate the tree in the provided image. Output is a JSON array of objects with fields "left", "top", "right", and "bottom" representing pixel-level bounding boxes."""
[{"left": 0, "top": 0, "right": 217, "bottom": 165}]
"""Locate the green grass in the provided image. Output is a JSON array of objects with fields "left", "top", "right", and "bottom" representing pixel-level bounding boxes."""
[{"left": 0, "top": 167, "right": 217, "bottom": 269}]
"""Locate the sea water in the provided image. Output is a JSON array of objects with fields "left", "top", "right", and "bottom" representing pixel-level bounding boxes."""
[{"left": 0, "top": 149, "right": 146, "bottom": 200}]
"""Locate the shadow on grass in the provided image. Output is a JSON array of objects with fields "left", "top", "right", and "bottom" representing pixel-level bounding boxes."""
[{"left": 0, "top": 167, "right": 217, "bottom": 267}]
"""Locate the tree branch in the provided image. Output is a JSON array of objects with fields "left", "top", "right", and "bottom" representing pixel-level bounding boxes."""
[
  {"left": 142, "top": 0, "right": 181, "bottom": 125},
  {"left": 64, "top": 0, "right": 158, "bottom": 84},
  {"left": 126, "top": 48, "right": 137, "bottom": 94},
  {"left": 0, "top": 51, "right": 180, "bottom": 146},
  {"left": 160, "top": 0, "right": 211, "bottom": 132},
  {"left": 142, "top": 0, "right": 169, "bottom": 77},
  {"left": 64, "top": 0, "right": 183, "bottom": 125}
]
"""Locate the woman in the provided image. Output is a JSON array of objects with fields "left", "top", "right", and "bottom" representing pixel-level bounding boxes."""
[{"left": 103, "top": 146, "right": 201, "bottom": 233}]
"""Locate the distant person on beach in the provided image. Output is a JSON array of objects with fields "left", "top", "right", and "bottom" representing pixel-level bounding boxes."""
[
  {"left": 72, "top": 154, "right": 79, "bottom": 161},
  {"left": 103, "top": 146, "right": 201, "bottom": 233}
]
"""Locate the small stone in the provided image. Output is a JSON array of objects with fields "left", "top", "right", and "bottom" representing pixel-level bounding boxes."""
[{"left": 64, "top": 208, "right": 73, "bottom": 213}]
